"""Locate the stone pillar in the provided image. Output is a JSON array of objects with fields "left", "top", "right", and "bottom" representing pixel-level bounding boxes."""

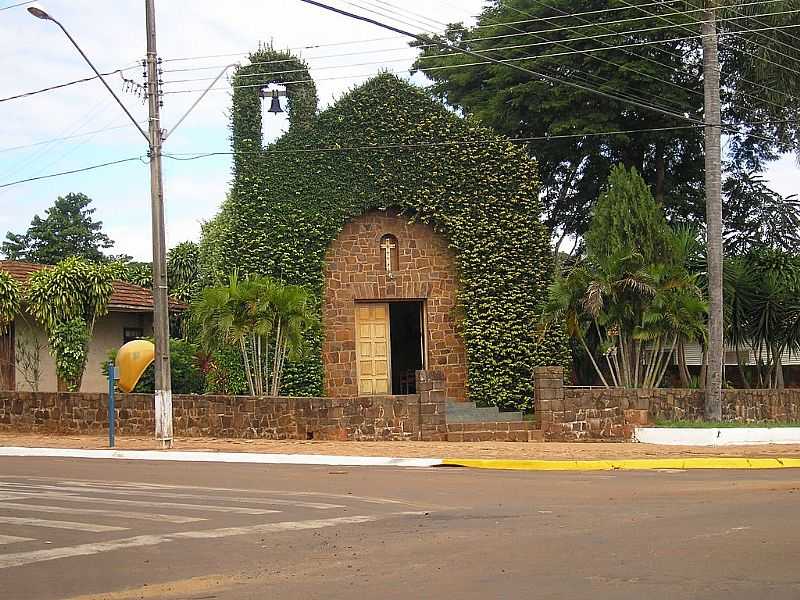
[
  {"left": 533, "top": 366, "right": 564, "bottom": 428},
  {"left": 416, "top": 370, "right": 446, "bottom": 441}
]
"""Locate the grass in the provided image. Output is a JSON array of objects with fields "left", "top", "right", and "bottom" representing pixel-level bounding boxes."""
[{"left": 654, "top": 419, "right": 800, "bottom": 428}]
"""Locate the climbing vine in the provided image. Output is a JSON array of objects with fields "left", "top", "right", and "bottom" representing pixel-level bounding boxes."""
[{"left": 200, "top": 51, "right": 569, "bottom": 409}]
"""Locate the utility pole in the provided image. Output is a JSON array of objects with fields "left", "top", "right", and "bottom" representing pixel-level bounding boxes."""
[
  {"left": 702, "top": 1, "right": 723, "bottom": 420},
  {"left": 145, "top": 0, "right": 173, "bottom": 448},
  {"left": 28, "top": 2, "right": 235, "bottom": 447}
]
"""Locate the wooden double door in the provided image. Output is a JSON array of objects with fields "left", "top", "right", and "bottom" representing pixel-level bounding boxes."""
[{"left": 355, "top": 302, "right": 424, "bottom": 395}]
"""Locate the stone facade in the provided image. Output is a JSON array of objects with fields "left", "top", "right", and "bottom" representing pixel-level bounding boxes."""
[
  {"left": 323, "top": 209, "right": 467, "bottom": 401},
  {"left": 534, "top": 366, "right": 800, "bottom": 441},
  {"left": 446, "top": 421, "right": 543, "bottom": 442},
  {"left": 0, "top": 370, "right": 448, "bottom": 442}
]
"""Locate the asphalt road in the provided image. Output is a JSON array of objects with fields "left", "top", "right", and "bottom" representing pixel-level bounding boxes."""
[{"left": 0, "top": 457, "right": 798, "bottom": 600}]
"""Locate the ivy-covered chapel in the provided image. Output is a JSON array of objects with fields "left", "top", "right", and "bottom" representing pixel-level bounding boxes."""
[{"left": 200, "top": 48, "right": 568, "bottom": 410}]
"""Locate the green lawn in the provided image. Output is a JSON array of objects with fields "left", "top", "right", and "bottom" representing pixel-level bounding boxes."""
[{"left": 653, "top": 419, "right": 800, "bottom": 428}]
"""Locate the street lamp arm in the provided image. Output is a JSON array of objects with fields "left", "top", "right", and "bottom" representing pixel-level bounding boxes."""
[
  {"left": 48, "top": 17, "right": 150, "bottom": 144},
  {"left": 163, "top": 63, "right": 237, "bottom": 141}
]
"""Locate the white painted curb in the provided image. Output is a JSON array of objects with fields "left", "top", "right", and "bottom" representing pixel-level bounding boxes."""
[
  {"left": 0, "top": 447, "right": 443, "bottom": 468},
  {"left": 635, "top": 427, "right": 800, "bottom": 446}
]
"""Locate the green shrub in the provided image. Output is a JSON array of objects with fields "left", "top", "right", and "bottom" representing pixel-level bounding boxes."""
[
  {"left": 203, "top": 345, "right": 248, "bottom": 395},
  {"left": 103, "top": 338, "right": 204, "bottom": 394}
]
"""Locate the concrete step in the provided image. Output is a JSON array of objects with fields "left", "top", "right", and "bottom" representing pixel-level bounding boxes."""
[{"left": 446, "top": 401, "right": 524, "bottom": 423}]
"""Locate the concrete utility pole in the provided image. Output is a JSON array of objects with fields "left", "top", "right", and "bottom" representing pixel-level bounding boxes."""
[
  {"left": 145, "top": 0, "right": 173, "bottom": 447},
  {"left": 702, "top": 1, "right": 723, "bottom": 420},
  {"left": 28, "top": 1, "right": 174, "bottom": 447}
]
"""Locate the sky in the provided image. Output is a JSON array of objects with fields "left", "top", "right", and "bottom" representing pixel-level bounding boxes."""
[{"left": 1, "top": 0, "right": 797, "bottom": 261}]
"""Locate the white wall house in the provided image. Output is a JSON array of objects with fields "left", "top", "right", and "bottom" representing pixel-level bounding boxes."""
[{"left": 0, "top": 260, "right": 183, "bottom": 393}]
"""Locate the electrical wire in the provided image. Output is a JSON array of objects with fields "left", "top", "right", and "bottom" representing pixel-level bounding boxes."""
[
  {"left": 0, "top": 0, "right": 36, "bottom": 11},
  {"left": 0, "top": 157, "right": 144, "bottom": 189},
  {"left": 501, "top": 0, "right": 792, "bottom": 120},
  {"left": 0, "top": 122, "right": 147, "bottom": 154},
  {"left": 162, "top": 125, "right": 706, "bottom": 160},
  {"left": 0, "top": 65, "right": 140, "bottom": 103},
  {"left": 617, "top": 0, "right": 800, "bottom": 105},
  {"left": 157, "top": 0, "right": 789, "bottom": 65}
]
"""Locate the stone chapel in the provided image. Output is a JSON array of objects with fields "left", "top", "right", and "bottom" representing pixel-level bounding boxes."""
[{"left": 201, "top": 49, "right": 565, "bottom": 409}]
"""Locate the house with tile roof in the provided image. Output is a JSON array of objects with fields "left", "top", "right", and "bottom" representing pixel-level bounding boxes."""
[{"left": 0, "top": 260, "right": 185, "bottom": 393}]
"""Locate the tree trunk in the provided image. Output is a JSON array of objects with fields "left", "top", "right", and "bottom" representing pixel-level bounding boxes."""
[
  {"left": 702, "top": 3, "right": 723, "bottom": 420},
  {"left": 773, "top": 345, "right": 784, "bottom": 389}
]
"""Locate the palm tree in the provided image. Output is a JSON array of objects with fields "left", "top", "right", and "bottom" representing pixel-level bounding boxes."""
[
  {"left": 192, "top": 273, "right": 317, "bottom": 396},
  {"left": 542, "top": 230, "right": 708, "bottom": 389}
]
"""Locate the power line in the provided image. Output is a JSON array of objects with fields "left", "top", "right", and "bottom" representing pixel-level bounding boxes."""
[
  {"left": 0, "top": 65, "right": 139, "bottom": 103},
  {"left": 0, "top": 157, "right": 144, "bottom": 189},
  {"left": 160, "top": 22, "right": 800, "bottom": 106},
  {"left": 616, "top": 0, "right": 800, "bottom": 106},
  {"left": 156, "top": 0, "right": 787, "bottom": 66},
  {"left": 512, "top": 0, "right": 794, "bottom": 118},
  {"left": 0, "top": 122, "right": 147, "bottom": 154},
  {"left": 163, "top": 125, "right": 706, "bottom": 160},
  {"left": 0, "top": 0, "right": 35, "bottom": 11}
]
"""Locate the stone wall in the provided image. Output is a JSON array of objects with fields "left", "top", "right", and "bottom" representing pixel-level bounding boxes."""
[
  {"left": 0, "top": 370, "right": 448, "bottom": 442},
  {"left": 533, "top": 367, "right": 800, "bottom": 441},
  {"left": 322, "top": 209, "right": 467, "bottom": 401}
]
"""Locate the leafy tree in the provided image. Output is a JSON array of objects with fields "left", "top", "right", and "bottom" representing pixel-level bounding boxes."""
[
  {"left": 413, "top": 0, "right": 800, "bottom": 247},
  {"left": 585, "top": 165, "right": 673, "bottom": 264},
  {"left": 722, "top": 170, "right": 800, "bottom": 254},
  {"left": 542, "top": 166, "right": 707, "bottom": 387},
  {"left": 192, "top": 274, "right": 318, "bottom": 396},
  {"left": 114, "top": 242, "right": 200, "bottom": 301},
  {"left": 2, "top": 193, "right": 115, "bottom": 264}
]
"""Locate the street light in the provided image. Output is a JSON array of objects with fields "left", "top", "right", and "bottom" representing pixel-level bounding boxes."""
[
  {"left": 28, "top": 1, "right": 171, "bottom": 447},
  {"left": 26, "top": 6, "right": 51, "bottom": 20},
  {"left": 29, "top": 3, "right": 241, "bottom": 447}
]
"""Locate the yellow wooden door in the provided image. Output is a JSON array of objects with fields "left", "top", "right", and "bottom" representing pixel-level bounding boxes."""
[{"left": 356, "top": 303, "right": 391, "bottom": 395}]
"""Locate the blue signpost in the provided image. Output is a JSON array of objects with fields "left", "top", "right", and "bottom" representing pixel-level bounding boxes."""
[{"left": 107, "top": 365, "right": 118, "bottom": 448}]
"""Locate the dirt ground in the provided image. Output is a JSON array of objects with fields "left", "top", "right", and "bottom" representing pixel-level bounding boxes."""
[{"left": 2, "top": 432, "right": 800, "bottom": 459}]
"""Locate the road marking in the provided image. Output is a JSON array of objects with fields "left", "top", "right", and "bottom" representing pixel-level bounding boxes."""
[
  {"left": 0, "top": 502, "right": 205, "bottom": 524},
  {"left": 0, "top": 513, "right": 423, "bottom": 570},
  {"left": 0, "top": 535, "right": 34, "bottom": 545},
  {"left": 0, "top": 492, "right": 34, "bottom": 501},
  {"left": 0, "top": 477, "right": 413, "bottom": 506},
  {"left": 0, "top": 516, "right": 126, "bottom": 532},
  {"left": 22, "top": 492, "right": 281, "bottom": 515},
  {"left": 0, "top": 482, "right": 344, "bottom": 510},
  {"left": 0, "top": 447, "right": 442, "bottom": 468}
]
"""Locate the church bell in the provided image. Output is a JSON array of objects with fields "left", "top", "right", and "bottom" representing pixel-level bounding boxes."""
[{"left": 267, "top": 90, "right": 284, "bottom": 114}]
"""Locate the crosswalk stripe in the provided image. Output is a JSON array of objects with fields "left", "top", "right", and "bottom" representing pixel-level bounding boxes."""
[
  {"left": 0, "top": 482, "right": 343, "bottom": 510},
  {"left": 22, "top": 493, "right": 280, "bottom": 515},
  {"left": 0, "top": 477, "right": 410, "bottom": 506},
  {"left": 0, "top": 502, "right": 205, "bottom": 524},
  {"left": 0, "top": 516, "right": 126, "bottom": 532},
  {"left": 0, "top": 493, "right": 35, "bottom": 501},
  {"left": 0, "top": 535, "right": 34, "bottom": 545},
  {"left": 0, "top": 513, "right": 414, "bottom": 570}
]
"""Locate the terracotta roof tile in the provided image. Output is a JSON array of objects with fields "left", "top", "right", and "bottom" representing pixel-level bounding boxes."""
[{"left": 0, "top": 260, "right": 187, "bottom": 312}]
